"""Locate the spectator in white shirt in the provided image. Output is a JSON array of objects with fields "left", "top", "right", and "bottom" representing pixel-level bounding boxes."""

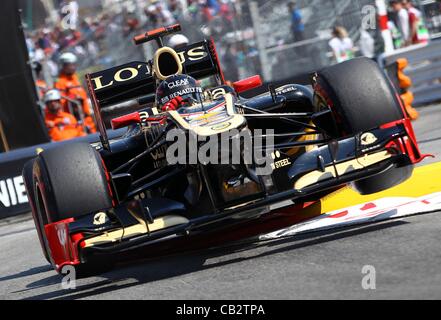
[
  {"left": 402, "top": 0, "right": 424, "bottom": 44},
  {"left": 390, "top": 0, "right": 410, "bottom": 46},
  {"left": 328, "top": 26, "right": 354, "bottom": 63}
]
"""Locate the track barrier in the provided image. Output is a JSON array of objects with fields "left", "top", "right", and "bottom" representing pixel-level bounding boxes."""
[{"left": 380, "top": 41, "right": 441, "bottom": 106}]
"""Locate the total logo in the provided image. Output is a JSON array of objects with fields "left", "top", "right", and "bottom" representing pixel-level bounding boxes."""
[{"left": 168, "top": 78, "right": 189, "bottom": 89}]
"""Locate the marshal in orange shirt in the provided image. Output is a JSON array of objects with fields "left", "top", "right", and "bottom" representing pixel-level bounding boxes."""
[
  {"left": 45, "top": 110, "right": 87, "bottom": 142},
  {"left": 54, "top": 73, "right": 96, "bottom": 133}
]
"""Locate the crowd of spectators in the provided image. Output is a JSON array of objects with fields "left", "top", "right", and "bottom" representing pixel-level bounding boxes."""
[
  {"left": 25, "top": 0, "right": 254, "bottom": 142},
  {"left": 26, "top": 0, "right": 244, "bottom": 84},
  {"left": 26, "top": 0, "right": 433, "bottom": 98},
  {"left": 22, "top": 0, "right": 437, "bottom": 143}
]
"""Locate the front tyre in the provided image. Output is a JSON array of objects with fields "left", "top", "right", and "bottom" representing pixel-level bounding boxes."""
[
  {"left": 32, "top": 142, "right": 115, "bottom": 275},
  {"left": 314, "top": 57, "right": 412, "bottom": 195},
  {"left": 33, "top": 142, "right": 113, "bottom": 223},
  {"left": 23, "top": 159, "right": 50, "bottom": 262}
]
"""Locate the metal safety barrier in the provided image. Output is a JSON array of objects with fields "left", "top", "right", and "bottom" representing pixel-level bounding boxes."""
[{"left": 379, "top": 40, "right": 441, "bottom": 106}]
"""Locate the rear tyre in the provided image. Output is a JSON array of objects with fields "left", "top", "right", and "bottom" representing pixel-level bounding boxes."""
[{"left": 314, "top": 57, "right": 412, "bottom": 195}]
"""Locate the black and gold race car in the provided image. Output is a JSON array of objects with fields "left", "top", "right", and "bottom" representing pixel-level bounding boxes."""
[{"left": 23, "top": 24, "right": 426, "bottom": 276}]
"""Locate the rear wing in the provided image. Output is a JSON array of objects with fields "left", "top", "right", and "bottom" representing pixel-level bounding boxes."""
[
  {"left": 87, "top": 39, "right": 224, "bottom": 108},
  {"left": 85, "top": 38, "right": 225, "bottom": 150}
]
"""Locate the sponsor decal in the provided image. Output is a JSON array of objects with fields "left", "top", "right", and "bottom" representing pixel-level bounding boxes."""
[
  {"left": 360, "top": 132, "right": 378, "bottom": 145},
  {"left": 270, "top": 151, "right": 292, "bottom": 170},
  {"left": 92, "top": 44, "right": 209, "bottom": 92},
  {"left": 57, "top": 226, "right": 67, "bottom": 246},
  {"left": 151, "top": 145, "right": 167, "bottom": 169},
  {"left": 176, "top": 46, "right": 208, "bottom": 64},
  {"left": 0, "top": 176, "right": 28, "bottom": 208},
  {"left": 151, "top": 147, "right": 164, "bottom": 160},
  {"left": 93, "top": 212, "right": 109, "bottom": 226},
  {"left": 276, "top": 86, "right": 296, "bottom": 95},
  {"left": 167, "top": 78, "right": 189, "bottom": 89},
  {"left": 92, "top": 64, "right": 151, "bottom": 91},
  {"left": 161, "top": 87, "right": 203, "bottom": 105},
  {"left": 211, "top": 122, "right": 231, "bottom": 131}
]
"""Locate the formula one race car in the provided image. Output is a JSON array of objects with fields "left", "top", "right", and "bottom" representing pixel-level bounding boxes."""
[{"left": 23, "top": 24, "right": 426, "bottom": 275}]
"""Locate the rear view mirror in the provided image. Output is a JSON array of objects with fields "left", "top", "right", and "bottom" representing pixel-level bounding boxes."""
[
  {"left": 233, "top": 75, "right": 263, "bottom": 94},
  {"left": 111, "top": 112, "right": 141, "bottom": 130}
]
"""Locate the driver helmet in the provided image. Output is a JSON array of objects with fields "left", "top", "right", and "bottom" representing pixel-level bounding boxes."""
[{"left": 156, "top": 74, "right": 203, "bottom": 107}]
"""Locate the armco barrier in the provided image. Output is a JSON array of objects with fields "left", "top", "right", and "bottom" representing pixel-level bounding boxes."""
[{"left": 379, "top": 41, "right": 441, "bottom": 106}]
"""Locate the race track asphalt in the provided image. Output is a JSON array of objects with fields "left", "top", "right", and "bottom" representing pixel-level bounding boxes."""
[{"left": 0, "top": 104, "right": 440, "bottom": 300}]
